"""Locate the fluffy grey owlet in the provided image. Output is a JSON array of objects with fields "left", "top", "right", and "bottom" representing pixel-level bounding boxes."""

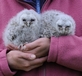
[
  {"left": 3, "top": 9, "right": 76, "bottom": 48},
  {"left": 3, "top": 9, "right": 41, "bottom": 47},
  {"left": 40, "top": 10, "right": 76, "bottom": 38}
]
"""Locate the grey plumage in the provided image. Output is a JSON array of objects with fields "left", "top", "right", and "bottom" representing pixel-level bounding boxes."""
[
  {"left": 3, "top": 9, "right": 41, "bottom": 47},
  {"left": 3, "top": 9, "right": 76, "bottom": 48},
  {"left": 40, "top": 10, "right": 76, "bottom": 38}
]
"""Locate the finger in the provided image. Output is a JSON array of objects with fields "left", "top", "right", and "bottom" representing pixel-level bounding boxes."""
[
  {"left": 7, "top": 44, "right": 19, "bottom": 50},
  {"left": 19, "top": 52, "right": 36, "bottom": 60},
  {"left": 6, "top": 45, "right": 13, "bottom": 50},
  {"left": 26, "top": 44, "right": 48, "bottom": 58},
  {"left": 24, "top": 63, "right": 43, "bottom": 71},
  {"left": 26, "top": 47, "right": 44, "bottom": 58},
  {"left": 30, "top": 56, "right": 47, "bottom": 65},
  {"left": 21, "top": 39, "right": 40, "bottom": 51}
]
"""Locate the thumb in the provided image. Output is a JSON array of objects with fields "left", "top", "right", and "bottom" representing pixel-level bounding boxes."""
[{"left": 20, "top": 52, "right": 36, "bottom": 60}]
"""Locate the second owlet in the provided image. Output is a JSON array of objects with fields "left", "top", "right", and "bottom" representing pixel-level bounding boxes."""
[
  {"left": 3, "top": 9, "right": 41, "bottom": 47},
  {"left": 40, "top": 10, "right": 76, "bottom": 38}
]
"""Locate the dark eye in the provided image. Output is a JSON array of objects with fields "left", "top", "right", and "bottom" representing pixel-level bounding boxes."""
[
  {"left": 58, "top": 25, "right": 62, "bottom": 28},
  {"left": 66, "top": 26, "right": 70, "bottom": 28},
  {"left": 23, "top": 19, "right": 26, "bottom": 21},
  {"left": 31, "top": 19, "right": 35, "bottom": 22}
]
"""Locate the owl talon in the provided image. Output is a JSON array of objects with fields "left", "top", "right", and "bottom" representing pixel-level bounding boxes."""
[
  {"left": 18, "top": 44, "right": 24, "bottom": 50},
  {"left": 24, "top": 42, "right": 28, "bottom": 45}
]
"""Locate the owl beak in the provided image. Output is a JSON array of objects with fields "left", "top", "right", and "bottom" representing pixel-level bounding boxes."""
[
  {"left": 25, "top": 22, "right": 30, "bottom": 27},
  {"left": 27, "top": 22, "right": 30, "bottom": 27}
]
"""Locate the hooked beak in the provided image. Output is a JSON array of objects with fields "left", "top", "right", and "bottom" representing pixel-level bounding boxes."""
[{"left": 24, "top": 22, "right": 30, "bottom": 27}]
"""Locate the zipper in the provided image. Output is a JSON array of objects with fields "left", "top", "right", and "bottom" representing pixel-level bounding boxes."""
[{"left": 36, "top": 0, "right": 41, "bottom": 14}]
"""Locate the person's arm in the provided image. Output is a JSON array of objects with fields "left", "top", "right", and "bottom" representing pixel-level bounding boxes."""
[
  {"left": 0, "top": 49, "right": 16, "bottom": 76},
  {"left": 48, "top": 35, "right": 82, "bottom": 71}
]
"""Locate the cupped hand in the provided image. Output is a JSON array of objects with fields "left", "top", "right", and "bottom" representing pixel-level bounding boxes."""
[
  {"left": 7, "top": 38, "right": 50, "bottom": 58},
  {"left": 22, "top": 38, "right": 50, "bottom": 58},
  {"left": 7, "top": 50, "right": 47, "bottom": 71}
]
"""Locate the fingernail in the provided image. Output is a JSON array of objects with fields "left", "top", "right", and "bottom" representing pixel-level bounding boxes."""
[{"left": 30, "top": 54, "right": 36, "bottom": 59}]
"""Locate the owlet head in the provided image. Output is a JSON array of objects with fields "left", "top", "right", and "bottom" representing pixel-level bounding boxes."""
[{"left": 55, "top": 14, "right": 75, "bottom": 35}]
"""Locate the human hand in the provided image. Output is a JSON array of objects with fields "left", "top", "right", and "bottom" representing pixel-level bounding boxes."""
[
  {"left": 7, "top": 44, "right": 19, "bottom": 50},
  {"left": 22, "top": 38, "right": 50, "bottom": 58},
  {"left": 7, "top": 38, "right": 50, "bottom": 58},
  {"left": 7, "top": 50, "right": 47, "bottom": 71}
]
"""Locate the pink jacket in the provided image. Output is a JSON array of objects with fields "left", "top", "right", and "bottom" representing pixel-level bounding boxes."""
[{"left": 0, "top": 0, "right": 82, "bottom": 76}]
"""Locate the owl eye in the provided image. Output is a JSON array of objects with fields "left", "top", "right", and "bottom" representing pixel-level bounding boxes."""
[
  {"left": 22, "top": 19, "right": 26, "bottom": 21},
  {"left": 58, "top": 24, "right": 62, "bottom": 28},
  {"left": 30, "top": 19, "right": 35, "bottom": 22},
  {"left": 66, "top": 26, "right": 70, "bottom": 28}
]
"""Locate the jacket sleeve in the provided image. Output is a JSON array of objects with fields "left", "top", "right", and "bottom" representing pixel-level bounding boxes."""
[
  {"left": 47, "top": 35, "right": 82, "bottom": 71},
  {"left": 0, "top": 49, "right": 16, "bottom": 76}
]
